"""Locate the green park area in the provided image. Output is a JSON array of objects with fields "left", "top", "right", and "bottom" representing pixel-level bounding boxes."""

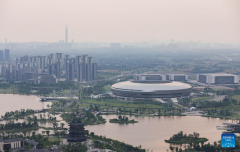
[
  {"left": 103, "top": 85, "right": 111, "bottom": 91},
  {"left": 48, "top": 137, "right": 63, "bottom": 142},
  {"left": 81, "top": 98, "right": 166, "bottom": 109},
  {"left": 193, "top": 95, "right": 211, "bottom": 102},
  {"left": 98, "top": 72, "right": 120, "bottom": 79},
  {"left": 233, "top": 95, "right": 240, "bottom": 101}
]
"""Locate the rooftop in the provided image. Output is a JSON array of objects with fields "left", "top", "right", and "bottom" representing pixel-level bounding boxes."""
[{"left": 199, "top": 73, "right": 237, "bottom": 76}]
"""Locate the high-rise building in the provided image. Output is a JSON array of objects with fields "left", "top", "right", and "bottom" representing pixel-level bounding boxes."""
[
  {"left": 55, "top": 53, "right": 63, "bottom": 69},
  {"left": 54, "top": 62, "right": 61, "bottom": 78},
  {"left": 77, "top": 63, "right": 83, "bottom": 82},
  {"left": 47, "top": 54, "right": 54, "bottom": 65},
  {"left": 64, "top": 55, "right": 69, "bottom": 73},
  {"left": 0, "top": 50, "right": 3, "bottom": 62},
  {"left": 48, "top": 64, "right": 55, "bottom": 75},
  {"left": 66, "top": 62, "right": 75, "bottom": 81},
  {"left": 75, "top": 56, "right": 82, "bottom": 72},
  {"left": 81, "top": 55, "right": 88, "bottom": 80},
  {"left": 92, "top": 63, "right": 97, "bottom": 80},
  {"left": 4, "top": 53, "right": 97, "bottom": 83},
  {"left": 4, "top": 49, "right": 10, "bottom": 62},
  {"left": 65, "top": 26, "right": 68, "bottom": 48}
]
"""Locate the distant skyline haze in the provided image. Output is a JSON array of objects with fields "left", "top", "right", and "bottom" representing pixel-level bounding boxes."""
[{"left": 0, "top": 0, "right": 240, "bottom": 43}]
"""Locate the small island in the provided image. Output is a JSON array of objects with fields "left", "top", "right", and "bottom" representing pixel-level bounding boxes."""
[
  {"left": 165, "top": 131, "right": 208, "bottom": 144},
  {"left": 109, "top": 115, "right": 138, "bottom": 124}
]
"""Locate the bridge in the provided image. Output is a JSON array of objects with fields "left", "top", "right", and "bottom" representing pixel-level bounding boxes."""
[{"left": 40, "top": 96, "right": 78, "bottom": 101}]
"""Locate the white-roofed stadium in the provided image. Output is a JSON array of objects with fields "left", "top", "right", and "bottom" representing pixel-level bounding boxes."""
[{"left": 111, "top": 80, "right": 192, "bottom": 98}]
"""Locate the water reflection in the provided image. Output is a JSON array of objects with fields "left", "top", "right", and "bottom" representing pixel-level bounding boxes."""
[
  {"left": 0, "top": 94, "right": 237, "bottom": 151},
  {"left": 86, "top": 115, "right": 233, "bottom": 152}
]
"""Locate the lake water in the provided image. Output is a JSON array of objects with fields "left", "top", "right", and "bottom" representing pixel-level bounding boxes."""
[
  {"left": 86, "top": 115, "right": 234, "bottom": 152},
  {"left": 0, "top": 94, "right": 235, "bottom": 152},
  {"left": 0, "top": 94, "right": 50, "bottom": 116}
]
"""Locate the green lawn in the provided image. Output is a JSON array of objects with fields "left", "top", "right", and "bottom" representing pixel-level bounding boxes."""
[
  {"left": 103, "top": 85, "right": 111, "bottom": 91},
  {"left": 98, "top": 73, "right": 120, "bottom": 79},
  {"left": 48, "top": 137, "right": 63, "bottom": 142},
  {"left": 81, "top": 98, "right": 165, "bottom": 109},
  {"left": 233, "top": 95, "right": 240, "bottom": 101},
  {"left": 193, "top": 95, "right": 211, "bottom": 102},
  {"left": 61, "top": 90, "right": 72, "bottom": 94}
]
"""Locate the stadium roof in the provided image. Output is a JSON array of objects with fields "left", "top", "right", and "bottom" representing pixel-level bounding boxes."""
[{"left": 111, "top": 81, "right": 192, "bottom": 92}]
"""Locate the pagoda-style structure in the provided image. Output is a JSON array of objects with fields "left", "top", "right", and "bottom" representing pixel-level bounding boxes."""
[{"left": 67, "top": 118, "right": 87, "bottom": 142}]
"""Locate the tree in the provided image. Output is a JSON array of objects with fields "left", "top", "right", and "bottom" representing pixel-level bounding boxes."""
[
  {"left": 158, "top": 109, "right": 161, "bottom": 115},
  {"left": 46, "top": 131, "right": 50, "bottom": 136},
  {"left": 118, "top": 115, "right": 122, "bottom": 120},
  {"left": 32, "top": 132, "right": 35, "bottom": 137},
  {"left": 60, "top": 123, "right": 65, "bottom": 129},
  {"left": 90, "top": 132, "right": 95, "bottom": 136}
]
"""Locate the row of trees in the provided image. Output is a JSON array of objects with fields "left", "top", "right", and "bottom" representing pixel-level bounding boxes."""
[
  {"left": 61, "top": 111, "right": 106, "bottom": 125},
  {"left": 88, "top": 131, "right": 145, "bottom": 152},
  {"left": 169, "top": 131, "right": 200, "bottom": 140},
  {"left": 2, "top": 109, "right": 35, "bottom": 119},
  {"left": 0, "top": 121, "right": 39, "bottom": 130},
  {"left": 198, "top": 97, "right": 237, "bottom": 108},
  {"left": 204, "top": 109, "right": 232, "bottom": 116}
]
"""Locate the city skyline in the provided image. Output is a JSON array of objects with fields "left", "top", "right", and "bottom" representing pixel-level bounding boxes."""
[{"left": 0, "top": 0, "right": 240, "bottom": 43}]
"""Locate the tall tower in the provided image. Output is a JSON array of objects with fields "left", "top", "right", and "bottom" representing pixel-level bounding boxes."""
[
  {"left": 4, "top": 49, "right": 10, "bottom": 62},
  {"left": 65, "top": 26, "right": 68, "bottom": 48}
]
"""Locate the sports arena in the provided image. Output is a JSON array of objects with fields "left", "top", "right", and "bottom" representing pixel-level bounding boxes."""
[{"left": 111, "top": 80, "right": 192, "bottom": 98}]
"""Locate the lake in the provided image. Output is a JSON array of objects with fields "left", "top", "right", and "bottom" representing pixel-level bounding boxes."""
[
  {"left": 0, "top": 94, "right": 50, "bottom": 116},
  {"left": 0, "top": 94, "right": 234, "bottom": 151},
  {"left": 86, "top": 115, "right": 233, "bottom": 152}
]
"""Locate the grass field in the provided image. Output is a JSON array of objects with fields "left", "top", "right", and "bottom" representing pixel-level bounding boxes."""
[
  {"left": 233, "top": 95, "right": 240, "bottom": 101},
  {"left": 61, "top": 90, "right": 72, "bottom": 94},
  {"left": 103, "top": 85, "right": 111, "bottom": 91},
  {"left": 81, "top": 98, "right": 166, "bottom": 109},
  {"left": 48, "top": 137, "right": 63, "bottom": 142},
  {"left": 98, "top": 73, "right": 120, "bottom": 79},
  {"left": 193, "top": 95, "right": 211, "bottom": 102}
]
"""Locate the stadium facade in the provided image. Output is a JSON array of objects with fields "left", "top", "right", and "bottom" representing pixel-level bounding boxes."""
[
  {"left": 197, "top": 73, "right": 239, "bottom": 84},
  {"left": 111, "top": 80, "right": 192, "bottom": 98}
]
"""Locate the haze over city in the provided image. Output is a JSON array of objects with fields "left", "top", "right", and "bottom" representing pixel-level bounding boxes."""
[
  {"left": 1, "top": 1, "right": 240, "bottom": 152},
  {"left": 0, "top": 0, "right": 240, "bottom": 43}
]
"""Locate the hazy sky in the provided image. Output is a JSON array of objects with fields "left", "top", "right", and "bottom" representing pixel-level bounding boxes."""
[{"left": 0, "top": 0, "right": 240, "bottom": 43}]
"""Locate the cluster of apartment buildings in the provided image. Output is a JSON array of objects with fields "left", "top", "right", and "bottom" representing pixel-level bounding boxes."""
[{"left": 0, "top": 51, "right": 97, "bottom": 84}]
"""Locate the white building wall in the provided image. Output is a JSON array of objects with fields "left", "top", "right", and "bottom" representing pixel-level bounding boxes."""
[
  {"left": 234, "top": 75, "right": 239, "bottom": 83},
  {"left": 0, "top": 142, "right": 3, "bottom": 151}
]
